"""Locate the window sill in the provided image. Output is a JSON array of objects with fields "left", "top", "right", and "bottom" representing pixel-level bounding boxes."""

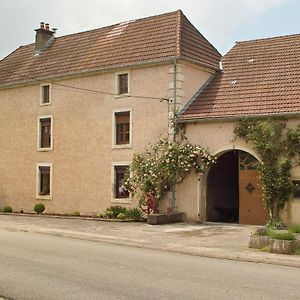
[
  {"left": 40, "top": 102, "right": 51, "bottom": 106},
  {"left": 112, "top": 144, "right": 132, "bottom": 149},
  {"left": 36, "top": 195, "right": 51, "bottom": 200},
  {"left": 111, "top": 198, "right": 132, "bottom": 204},
  {"left": 37, "top": 147, "right": 53, "bottom": 152},
  {"left": 115, "top": 93, "right": 130, "bottom": 99}
]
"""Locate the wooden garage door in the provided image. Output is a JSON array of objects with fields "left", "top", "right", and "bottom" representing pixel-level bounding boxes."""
[{"left": 239, "top": 152, "right": 268, "bottom": 225}]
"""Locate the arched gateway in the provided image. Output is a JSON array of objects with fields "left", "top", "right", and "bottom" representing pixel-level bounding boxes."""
[{"left": 206, "top": 150, "right": 268, "bottom": 225}]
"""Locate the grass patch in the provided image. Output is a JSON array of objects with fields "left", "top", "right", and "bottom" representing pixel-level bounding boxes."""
[
  {"left": 289, "top": 224, "right": 300, "bottom": 233},
  {"left": 261, "top": 245, "right": 271, "bottom": 252},
  {"left": 294, "top": 248, "right": 300, "bottom": 255},
  {"left": 266, "top": 229, "right": 296, "bottom": 240}
]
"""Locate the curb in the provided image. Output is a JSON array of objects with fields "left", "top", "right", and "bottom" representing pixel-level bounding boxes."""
[{"left": 19, "top": 227, "right": 300, "bottom": 269}]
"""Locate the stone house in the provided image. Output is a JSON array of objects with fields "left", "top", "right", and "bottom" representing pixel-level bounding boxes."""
[
  {"left": 0, "top": 10, "right": 299, "bottom": 225},
  {"left": 0, "top": 11, "right": 220, "bottom": 216}
]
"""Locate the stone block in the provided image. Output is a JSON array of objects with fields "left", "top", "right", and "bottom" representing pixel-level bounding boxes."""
[
  {"left": 147, "top": 212, "right": 185, "bottom": 225},
  {"left": 248, "top": 235, "right": 270, "bottom": 249}
]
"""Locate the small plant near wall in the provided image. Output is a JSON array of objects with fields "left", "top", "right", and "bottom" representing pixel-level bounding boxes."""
[
  {"left": 34, "top": 203, "right": 45, "bottom": 214},
  {"left": 123, "top": 138, "right": 216, "bottom": 213},
  {"left": 234, "top": 118, "right": 300, "bottom": 223},
  {"left": 3, "top": 206, "right": 13, "bottom": 213}
]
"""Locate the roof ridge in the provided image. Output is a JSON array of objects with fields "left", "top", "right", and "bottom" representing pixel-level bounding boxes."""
[
  {"left": 176, "top": 10, "right": 183, "bottom": 56},
  {"left": 236, "top": 32, "right": 300, "bottom": 45}
]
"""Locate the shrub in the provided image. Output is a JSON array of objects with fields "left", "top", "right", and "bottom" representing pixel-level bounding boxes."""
[
  {"left": 266, "top": 219, "right": 287, "bottom": 230},
  {"left": 289, "top": 224, "right": 300, "bottom": 233},
  {"left": 106, "top": 205, "right": 127, "bottom": 217},
  {"left": 117, "top": 212, "right": 126, "bottom": 220},
  {"left": 34, "top": 203, "right": 45, "bottom": 214},
  {"left": 125, "top": 208, "right": 143, "bottom": 221},
  {"left": 266, "top": 229, "right": 296, "bottom": 241},
  {"left": 253, "top": 227, "right": 267, "bottom": 236},
  {"left": 104, "top": 210, "right": 114, "bottom": 218},
  {"left": 3, "top": 206, "right": 12, "bottom": 213},
  {"left": 73, "top": 211, "right": 80, "bottom": 217}
]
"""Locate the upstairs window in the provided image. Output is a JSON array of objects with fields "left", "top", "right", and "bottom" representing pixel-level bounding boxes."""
[
  {"left": 114, "top": 166, "right": 129, "bottom": 199},
  {"left": 41, "top": 84, "right": 51, "bottom": 105},
  {"left": 117, "top": 73, "right": 129, "bottom": 95},
  {"left": 115, "top": 111, "right": 130, "bottom": 145},
  {"left": 38, "top": 116, "right": 52, "bottom": 150}
]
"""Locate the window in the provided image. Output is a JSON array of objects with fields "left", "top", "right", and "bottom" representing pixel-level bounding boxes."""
[
  {"left": 118, "top": 74, "right": 128, "bottom": 94},
  {"left": 38, "top": 116, "right": 53, "bottom": 150},
  {"left": 116, "top": 111, "right": 130, "bottom": 145},
  {"left": 36, "top": 163, "right": 52, "bottom": 199},
  {"left": 112, "top": 108, "right": 132, "bottom": 148},
  {"left": 116, "top": 72, "right": 130, "bottom": 96},
  {"left": 40, "top": 84, "right": 51, "bottom": 105},
  {"left": 292, "top": 181, "right": 300, "bottom": 198},
  {"left": 114, "top": 166, "right": 129, "bottom": 199}
]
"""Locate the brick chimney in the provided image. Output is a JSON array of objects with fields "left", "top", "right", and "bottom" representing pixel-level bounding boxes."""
[{"left": 35, "top": 22, "right": 55, "bottom": 52}]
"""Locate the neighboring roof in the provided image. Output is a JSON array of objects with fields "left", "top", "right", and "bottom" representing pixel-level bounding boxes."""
[
  {"left": 0, "top": 10, "right": 221, "bottom": 87},
  {"left": 180, "top": 34, "right": 300, "bottom": 121}
]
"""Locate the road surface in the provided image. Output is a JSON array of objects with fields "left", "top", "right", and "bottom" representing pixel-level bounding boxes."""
[{"left": 0, "top": 229, "right": 299, "bottom": 300}]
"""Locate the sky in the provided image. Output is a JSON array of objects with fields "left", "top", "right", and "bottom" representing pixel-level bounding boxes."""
[{"left": 0, "top": 0, "right": 299, "bottom": 59}]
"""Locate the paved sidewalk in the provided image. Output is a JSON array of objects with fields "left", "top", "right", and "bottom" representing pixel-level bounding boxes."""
[{"left": 0, "top": 214, "right": 299, "bottom": 268}]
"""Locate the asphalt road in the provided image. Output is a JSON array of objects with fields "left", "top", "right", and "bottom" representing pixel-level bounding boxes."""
[{"left": 0, "top": 229, "right": 299, "bottom": 300}]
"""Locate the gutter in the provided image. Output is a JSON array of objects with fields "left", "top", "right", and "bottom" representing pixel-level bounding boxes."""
[
  {"left": 178, "top": 112, "right": 300, "bottom": 124},
  {"left": 172, "top": 59, "right": 177, "bottom": 212},
  {"left": 0, "top": 56, "right": 220, "bottom": 90}
]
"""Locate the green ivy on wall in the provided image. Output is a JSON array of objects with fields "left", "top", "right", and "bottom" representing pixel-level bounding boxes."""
[{"left": 234, "top": 118, "right": 300, "bottom": 223}]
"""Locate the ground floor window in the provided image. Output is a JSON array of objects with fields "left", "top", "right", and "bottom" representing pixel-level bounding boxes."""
[
  {"left": 114, "top": 165, "right": 129, "bottom": 199},
  {"left": 36, "top": 163, "right": 52, "bottom": 199}
]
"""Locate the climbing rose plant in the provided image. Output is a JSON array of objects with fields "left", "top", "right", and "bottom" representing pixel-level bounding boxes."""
[
  {"left": 123, "top": 138, "right": 216, "bottom": 213},
  {"left": 234, "top": 118, "right": 300, "bottom": 223}
]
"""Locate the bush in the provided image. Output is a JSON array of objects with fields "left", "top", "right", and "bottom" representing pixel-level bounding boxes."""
[
  {"left": 125, "top": 208, "right": 143, "bottom": 221},
  {"left": 289, "top": 224, "right": 300, "bottom": 233},
  {"left": 253, "top": 227, "right": 267, "bottom": 236},
  {"left": 117, "top": 212, "right": 126, "bottom": 220},
  {"left": 72, "top": 211, "right": 80, "bottom": 217},
  {"left": 104, "top": 210, "right": 114, "bottom": 218},
  {"left": 266, "top": 219, "right": 287, "bottom": 230},
  {"left": 34, "top": 203, "right": 45, "bottom": 214},
  {"left": 3, "top": 206, "right": 12, "bottom": 213},
  {"left": 266, "top": 229, "right": 296, "bottom": 241},
  {"left": 106, "top": 205, "right": 127, "bottom": 217}
]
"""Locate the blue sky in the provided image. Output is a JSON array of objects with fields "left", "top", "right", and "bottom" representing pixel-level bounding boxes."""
[{"left": 0, "top": 0, "right": 299, "bottom": 59}]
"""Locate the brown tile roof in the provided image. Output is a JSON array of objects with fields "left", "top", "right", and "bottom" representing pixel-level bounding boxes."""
[
  {"left": 0, "top": 10, "right": 221, "bottom": 87},
  {"left": 180, "top": 34, "right": 300, "bottom": 121}
]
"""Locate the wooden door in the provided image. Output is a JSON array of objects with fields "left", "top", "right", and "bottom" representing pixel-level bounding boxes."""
[{"left": 238, "top": 152, "right": 268, "bottom": 225}]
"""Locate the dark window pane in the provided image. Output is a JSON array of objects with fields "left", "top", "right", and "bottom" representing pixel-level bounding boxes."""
[
  {"left": 115, "top": 112, "right": 130, "bottom": 145},
  {"left": 293, "top": 181, "right": 300, "bottom": 198},
  {"left": 40, "top": 118, "right": 51, "bottom": 148},
  {"left": 42, "top": 85, "right": 50, "bottom": 103},
  {"left": 39, "top": 166, "right": 50, "bottom": 195},
  {"left": 115, "top": 166, "right": 129, "bottom": 198},
  {"left": 118, "top": 74, "right": 128, "bottom": 94}
]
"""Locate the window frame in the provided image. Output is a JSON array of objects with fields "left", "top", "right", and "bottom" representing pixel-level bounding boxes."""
[
  {"left": 37, "top": 115, "right": 53, "bottom": 151},
  {"left": 292, "top": 180, "right": 300, "bottom": 199},
  {"left": 40, "top": 83, "right": 51, "bottom": 106},
  {"left": 111, "top": 162, "right": 131, "bottom": 204},
  {"left": 112, "top": 108, "right": 132, "bottom": 149},
  {"left": 115, "top": 71, "right": 130, "bottom": 97},
  {"left": 36, "top": 163, "right": 52, "bottom": 200}
]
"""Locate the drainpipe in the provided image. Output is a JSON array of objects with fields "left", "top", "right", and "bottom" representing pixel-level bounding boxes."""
[{"left": 171, "top": 59, "right": 177, "bottom": 212}]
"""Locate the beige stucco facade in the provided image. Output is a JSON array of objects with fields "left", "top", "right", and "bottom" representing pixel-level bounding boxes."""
[
  {"left": 0, "top": 60, "right": 213, "bottom": 215},
  {"left": 173, "top": 119, "right": 300, "bottom": 225}
]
